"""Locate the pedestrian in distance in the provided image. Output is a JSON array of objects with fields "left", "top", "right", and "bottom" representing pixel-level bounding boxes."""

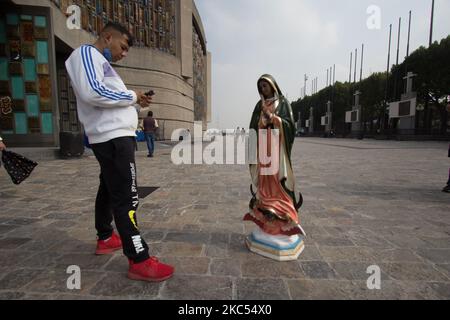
[{"left": 143, "top": 111, "right": 157, "bottom": 158}]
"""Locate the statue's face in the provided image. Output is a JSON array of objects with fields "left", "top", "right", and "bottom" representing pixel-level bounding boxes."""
[{"left": 258, "top": 80, "right": 274, "bottom": 99}]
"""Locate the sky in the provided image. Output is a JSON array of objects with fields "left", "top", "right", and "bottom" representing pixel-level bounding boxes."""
[{"left": 194, "top": 0, "right": 450, "bottom": 130}]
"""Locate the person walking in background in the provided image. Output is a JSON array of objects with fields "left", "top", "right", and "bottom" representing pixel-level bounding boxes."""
[
  {"left": 0, "top": 136, "right": 6, "bottom": 151},
  {"left": 443, "top": 143, "right": 450, "bottom": 193},
  {"left": 154, "top": 118, "right": 160, "bottom": 141},
  {"left": 65, "top": 22, "right": 174, "bottom": 282},
  {"left": 143, "top": 111, "right": 157, "bottom": 158}
]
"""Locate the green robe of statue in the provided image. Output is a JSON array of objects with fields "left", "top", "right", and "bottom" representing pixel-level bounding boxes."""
[{"left": 244, "top": 74, "right": 305, "bottom": 236}]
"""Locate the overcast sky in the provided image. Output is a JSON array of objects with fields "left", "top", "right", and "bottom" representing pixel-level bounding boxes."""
[{"left": 195, "top": 0, "right": 450, "bottom": 130}]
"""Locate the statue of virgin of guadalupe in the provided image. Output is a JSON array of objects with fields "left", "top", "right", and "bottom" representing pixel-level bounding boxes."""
[{"left": 244, "top": 74, "right": 306, "bottom": 261}]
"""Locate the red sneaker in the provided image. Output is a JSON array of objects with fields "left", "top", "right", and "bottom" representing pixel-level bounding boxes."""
[
  {"left": 128, "top": 257, "right": 174, "bottom": 282},
  {"left": 95, "top": 232, "right": 122, "bottom": 255}
]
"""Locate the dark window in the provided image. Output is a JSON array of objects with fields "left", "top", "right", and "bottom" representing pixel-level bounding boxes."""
[{"left": 399, "top": 101, "right": 411, "bottom": 117}]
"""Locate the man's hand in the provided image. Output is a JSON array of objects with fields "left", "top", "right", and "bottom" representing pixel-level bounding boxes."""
[
  {"left": 135, "top": 91, "right": 153, "bottom": 108},
  {"left": 0, "top": 141, "right": 6, "bottom": 151}
]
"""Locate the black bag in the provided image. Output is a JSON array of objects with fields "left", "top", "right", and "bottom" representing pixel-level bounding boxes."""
[{"left": 1, "top": 150, "right": 38, "bottom": 185}]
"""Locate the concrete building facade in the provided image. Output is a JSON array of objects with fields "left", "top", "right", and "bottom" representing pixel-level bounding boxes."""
[{"left": 0, "top": 0, "right": 211, "bottom": 147}]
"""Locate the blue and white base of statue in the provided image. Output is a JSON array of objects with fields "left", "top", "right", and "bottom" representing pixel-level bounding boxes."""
[{"left": 245, "top": 228, "right": 305, "bottom": 261}]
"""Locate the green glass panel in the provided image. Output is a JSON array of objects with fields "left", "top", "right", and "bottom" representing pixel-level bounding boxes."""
[
  {"left": 11, "top": 76, "right": 24, "bottom": 99},
  {"left": 0, "top": 58, "right": 7, "bottom": 80},
  {"left": 0, "top": 19, "right": 5, "bottom": 44},
  {"left": 6, "top": 14, "right": 19, "bottom": 26},
  {"left": 14, "top": 112, "right": 27, "bottom": 134},
  {"left": 23, "top": 58, "right": 36, "bottom": 81},
  {"left": 26, "top": 94, "right": 39, "bottom": 116},
  {"left": 36, "top": 41, "right": 48, "bottom": 64},
  {"left": 34, "top": 16, "right": 46, "bottom": 28},
  {"left": 20, "top": 15, "right": 33, "bottom": 21},
  {"left": 41, "top": 112, "right": 53, "bottom": 134}
]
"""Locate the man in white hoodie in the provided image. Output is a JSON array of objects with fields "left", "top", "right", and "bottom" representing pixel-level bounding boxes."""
[{"left": 66, "top": 22, "right": 174, "bottom": 282}]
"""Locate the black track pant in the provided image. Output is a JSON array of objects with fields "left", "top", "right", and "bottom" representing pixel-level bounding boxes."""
[{"left": 91, "top": 137, "right": 149, "bottom": 263}]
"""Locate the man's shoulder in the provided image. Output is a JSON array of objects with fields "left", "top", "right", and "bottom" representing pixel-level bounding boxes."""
[
  {"left": 70, "top": 45, "right": 104, "bottom": 60},
  {"left": 66, "top": 45, "right": 87, "bottom": 61}
]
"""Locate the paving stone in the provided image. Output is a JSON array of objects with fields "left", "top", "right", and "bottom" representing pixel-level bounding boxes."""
[
  {"left": 287, "top": 279, "right": 352, "bottom": 300},
  {"left": 210, "top": 233, "right": 230, "bottom": 246},
  {"left": 418, "top": 237, "right": 450, "bottom": 249},
  {"left": 414, "top": 249, "right": 450, "bottom": 264},
  {"left": 374, "top": 249, "right": 424, "bottom": 263},
  {"left": 157, "top": 256, "right": 210, "bottom": 275},
  {"left": 159, "top": 242, "right": 204, "bottom": 257},
  {"left": 0, "top": 225, "right": 20, "bottom": 236},
  {"left": 44, "top": 211, "right": 83, "bottom": 220},
  {"left": 182, "top": 224, "right": 202, "bottom": 232},
  {"left": 236, "top": 278, "right": 290, "bottom": 300},
  {"left": 345, "top": 229, "right": 394, "bottom": 248},
  {"left": 312, "top": 235, "right": 355, "bottom": 247},
  {"left": 46, "top": 220, "right": 76, "bottom": 229},
  {"left": 0, "top": 238, "right": 32, "bottom": 249},
  {"left": 330, "top": 261, "right": 390, "bottom": 281},
  {"left": 0, "top": 291, "right": 26, "bottom": 299},
  {"left": 89, "top": 272, "right": 160, "bottom": 298},
  {"left": 380, "top": 263, "right": 449, "bottom": 282},
  {"left": 0, "top": 225, "right": 43, "bottom": 238},
  {"left": 317, "top": 246, "right": 381, "bottom": 263},
  {"left": 210, "top": 259, "right": 241, "bottom": 277},
  {"left": 55, "top": 294, "right": 98, "bottom": 300},
  {"left": 298, "top": 245, "right": 323, "bottom": 261},
  {"left": 47, "top": 239, "right": 95, "bottom": 254},
  {"left": 164, "top": 232, "right": 211, "bottom": 244},
  {"left": 242, "top": 259, "right": 305, "bottom": 279},
  {"left": 55, "top": 253, "right": 113, "bottom": 271},
  {"left": 0, "top": 250, "right": 30, "bottom": 267},
  {"left": 160, "top": 275, "right": 232, "bottom": 300},
  {"left": 204, "top": 244, "right": 229, "bottom": 258},
  {"left": 425, "top": 282, "right": 450, "bottom": 299},
  {"left": 141, "top": 231, "right": 166, "bottom": 242},
  {"left": 24, "top": 269, "right": 106, "bottom": 295},
  {"left": 18, "top": 251, "right": 62, "bottom": 269},
  {"left": 4, "top": 218, "right": 40, "bottom": 226},
  {"left": 0, "top": 269, "right": 44, "bottom": 290},
  {"left": 435, "top": 264, "right": 450, "bottom": 278},
  {"left": 16, "top": 235, "right": 65, "bottom": 252},
  {"left": 300, "top": 280, "right": 437, "bottom": 300},
  {"left": 299, "top": 261, "right": 339, "bottom": 280}
]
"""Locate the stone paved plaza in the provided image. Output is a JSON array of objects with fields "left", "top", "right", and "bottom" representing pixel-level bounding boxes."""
[{"left": 0, "top": 137, "right": 449, "bottom": 300}]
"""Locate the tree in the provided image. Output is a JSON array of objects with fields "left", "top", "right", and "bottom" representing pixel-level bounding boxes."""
[{"left": 292, "top": 35, "right": 450, "bottom": 136}]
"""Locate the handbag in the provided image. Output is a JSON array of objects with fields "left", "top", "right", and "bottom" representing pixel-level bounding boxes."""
[{"left": 1, "top": 150, "right": 38, "bottom": 185}]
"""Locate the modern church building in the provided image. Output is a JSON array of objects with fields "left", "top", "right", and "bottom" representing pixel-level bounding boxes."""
[{"left": 0, "top": 0, "right": 211, "bottom": 147}]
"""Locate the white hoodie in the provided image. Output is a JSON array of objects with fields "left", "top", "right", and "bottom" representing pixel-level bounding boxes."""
[{"left": 65, "top": 45, "right": 138, "bottom": 144}]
